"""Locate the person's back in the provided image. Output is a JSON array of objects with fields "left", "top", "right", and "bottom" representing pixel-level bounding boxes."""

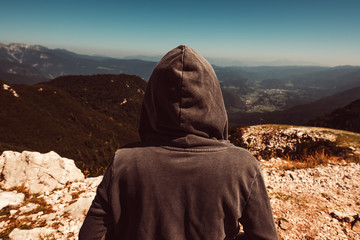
[{"left": 79, "top": 45, "right": 278, "bottom": 240}]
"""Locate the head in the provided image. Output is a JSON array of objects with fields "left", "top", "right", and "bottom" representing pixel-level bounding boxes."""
[{"left": 139, "top": 45, "right": 228, "bottom": 147}]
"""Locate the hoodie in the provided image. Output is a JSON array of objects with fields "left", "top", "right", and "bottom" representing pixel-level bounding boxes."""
[{"left": 79, "top": 45, "right": 278, "bottom": 240}]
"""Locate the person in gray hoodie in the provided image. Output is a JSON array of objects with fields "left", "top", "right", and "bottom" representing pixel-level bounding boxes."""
[{"left": 79, "top": 45, "right": 278, "bottom": 240}]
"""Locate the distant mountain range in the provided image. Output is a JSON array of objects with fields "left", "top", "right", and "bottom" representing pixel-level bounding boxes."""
[
  {"left": 0, "top": 43, "right": 157, "bottom": 84},
  {"left": 0, "top": 74, "right": 146, "bottom": 176},
  {"left": 0, "top": 42, "right": 360, "bottom": 133},
  {"left": 123, "top": 54, "right": 318, "bottom": 67}
]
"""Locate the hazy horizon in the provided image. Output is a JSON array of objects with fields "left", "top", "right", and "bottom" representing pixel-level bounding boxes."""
[{"left": 1, "top": 0, "right": 360, "bottom": 67}]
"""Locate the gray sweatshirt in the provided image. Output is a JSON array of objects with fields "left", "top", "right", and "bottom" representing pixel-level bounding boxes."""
[{"left": 79, "top": 45, "right": 278, "bottom": 240}]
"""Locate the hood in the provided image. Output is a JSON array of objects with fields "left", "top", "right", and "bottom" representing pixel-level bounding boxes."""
[{"left": 139, "top": 45, "right": 228, "bottom": 147}]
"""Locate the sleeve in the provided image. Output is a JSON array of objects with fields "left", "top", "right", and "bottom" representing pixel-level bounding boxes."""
[
  {"left": 79, "top": 161, "right": 115, "bottom": 240},
  {"left": 239, "top": 164, "right": 279, "bottom": 240}
]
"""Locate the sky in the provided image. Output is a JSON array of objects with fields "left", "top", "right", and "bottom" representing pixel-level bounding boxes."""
[{"left": 1, "top": 0, "right": 360, "bottom": 66}]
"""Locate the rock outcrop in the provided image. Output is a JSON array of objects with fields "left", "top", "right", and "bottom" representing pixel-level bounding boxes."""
[
  {"left": 237, "top": 125, "right": 338, "bottom": 157},
  {"left": 0, "top": 151, "right": 84, "bottom": 194},
  {"left": 229, "top": 125, "right": 360, "bottom": 160},
  {"left": 0, "top": 151, "right": 101, "bottom": 239}
]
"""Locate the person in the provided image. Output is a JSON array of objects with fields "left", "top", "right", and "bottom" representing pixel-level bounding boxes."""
[{"left": 79, "top": 45, "right": 278, "bottom": 240}]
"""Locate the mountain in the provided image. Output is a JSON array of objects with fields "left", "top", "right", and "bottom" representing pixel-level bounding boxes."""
[
  {"left": 307, "top": 99, "right": 360, "bottom": 133},
  {"left": 0, "top": 60, "right": 48, "bottom": 84},
  {"left": 288, "top": 66, "right": 360, "bottom": 94},
  {"left": 44, "top": 74, "right": 146, "bottom": 128},
  {"left": 123, "top": 55, "right": 162, "bottom": 62},
  {"left": 0, "top": 74, "right": 146, "bottom": 176},
  {"left": 228, "top": 86, "right": 360, "bottom": 127},
  {"left": 227, "top": 65, "right": 328, "bottom": 82},
  {"left": 0, "top": 43, "right": 157, "bottom": 84}
]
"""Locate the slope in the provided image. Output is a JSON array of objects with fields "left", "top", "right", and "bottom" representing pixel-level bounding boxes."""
[
  {"left": 308, "top": 99, "right": 360, "bottom": 133},
  {"left": 0, "top": 77, "right": 143, "bottom": 176},
  {"left": 0, "top": 60, "right": 49, "bottom": 84},
  {"left": 44, "top": 74, "right": 147, "bottom": 130}
]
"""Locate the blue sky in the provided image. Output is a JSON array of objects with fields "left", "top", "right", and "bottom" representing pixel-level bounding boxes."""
[{"left": 1, "top": 0, "right": 359, "bottom": 66}]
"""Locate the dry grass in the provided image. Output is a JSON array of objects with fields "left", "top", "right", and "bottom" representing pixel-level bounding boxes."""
[
  {"left": 0, "top": 217, "right": 37, "bottom": 239},
  {"left": 39, "top": 233, "right": 56, "bottom": 240},
  {"left": 0, "top": 186, "right": 54, "bottom": 239},
  {"left": 279, "top": 150, "right": 360, "bottom": 170},
  {"left": 26, "top": 194, "right": 55, "bottom": 215},
  {"left": 71, "top": 189, "right": 86, "bottom": 200},
  {"left": 270, "top": 191, "right": 308, "bottom": 207},
  {"left": 62, "top": 211, "right": 71, "bottom": 218},
  {"left": 280, "top": 150, "right": 337, "bottom": 170}
]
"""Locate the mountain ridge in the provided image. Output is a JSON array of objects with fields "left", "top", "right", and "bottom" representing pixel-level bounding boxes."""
[
  {"left": 0, "top": 42, "right": 157, "bottom": 83},
  {"left": 0, "top": 74, "right": 146, "bottom": 176},
  {"left": 45, "top": 74, "right": 146, "bottom": 127}
]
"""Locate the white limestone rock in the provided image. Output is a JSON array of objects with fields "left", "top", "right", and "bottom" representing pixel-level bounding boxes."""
[
  {"left": 9, "top": 227, "right": 55, "bottom": 240},
  {"left": 85, "top": 176, "right": 103, "bottom": 189},
  {"left": 353, "top": 220, "right": 360, "bottom": 232},
  {"left": 0, "top": 151, "right": 84, "bottom": 194},
  {"left": 0, "top": 191, "right": 25, "bottom": 209},
  {"left": 19, "top": 203, "right": 38, "bottom": 213},
  {"left": 65, "top": 197, "right": 94, "bottom": 219}
]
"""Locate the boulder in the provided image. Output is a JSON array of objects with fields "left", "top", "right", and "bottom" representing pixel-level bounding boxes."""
[{"left": 0, "top": 151, "right": 84, "bottom": 194}]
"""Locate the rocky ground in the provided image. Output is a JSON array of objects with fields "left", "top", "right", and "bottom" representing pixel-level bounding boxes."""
[
  {"left": 0, "top": 177, "right": 101, "bottom": 239},
  {"left": 262, "top": 158, "right": 360, "bottom": 240},
  {"left": 239, "top": 125, "right": 360, "bottom": 239},
  {"left": 1, "top": 149, "right": 360, "bottom": 239}
]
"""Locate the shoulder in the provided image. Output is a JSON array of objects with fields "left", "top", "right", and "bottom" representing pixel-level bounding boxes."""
[
  {"left": 226, "top": 144, "right": 259, "bottom": 164},
  {"left": 219, "top": 144, "right": 262, "bottom": 176},
  {"left": 112, "top": 141, "right": 160, "bottom": 167},
  {"left": 114, "top": 141, "right": 159, "bottom": 157}
]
